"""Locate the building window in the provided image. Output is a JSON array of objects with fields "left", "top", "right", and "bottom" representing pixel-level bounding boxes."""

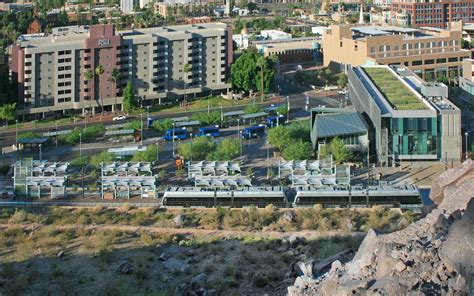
[
  {"left": 425, "top": 59, "right": 435, "bottom": 65},
  {"left": 436, "top": 58, "right": 446, "bottom": 63},
  {"left": 412, "top": 60, "right": 422, "bottom": 66},
  {"left": 448, "top": 57, "right": 458, "bottom": 62}
]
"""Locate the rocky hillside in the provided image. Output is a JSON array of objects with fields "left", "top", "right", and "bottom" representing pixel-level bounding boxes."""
[{"left": 287, "top": 160, "right": 474, "bottom": 295}]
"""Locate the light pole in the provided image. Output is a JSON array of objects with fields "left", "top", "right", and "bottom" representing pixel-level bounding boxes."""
[
  {"left": 156, "top": 141, "right": 159, "bottom": 164},
  {"left": 465, "top": 131, "right": 469, "bottom": 160},
  {"left": 190, "top": 132, "right": 193, "bottom": 162},
  {"left": 172, "top": 122, "right": 175, "bottom": 157},
  {"left": 237, "top": 118, "right": 242, "bottom": 156},
  {"left": 305, "top": 92, "right": 309, "bottom": 112},
  {"left": 146, "top": 106, "right": 151, "bottom": 129},
  {"left": 39, "top": 144, "right": 42, "bottom": 161},
  {"left": 220, "top": 105, "right": 223, "bottom": 124},
  {"left": 207, "top": 100, "right": 210, "bottom": 114},
  {"left": 140, "top": 113, "right": 143, "bottom": 144},
  {"left": 286, "top": 96, "right": 290, "bottom": 121},
  {"left": 79, "top": 132, "right": 82, "bottom": 158},
  {"left": 15, "top": 119, "right": 18, "bottom": 151},
  {"left": 266, "top": 140, "right": 270, "bottom": 179},
  {"left": 55, "top": 121, "right": 58, "bottom": 148}
]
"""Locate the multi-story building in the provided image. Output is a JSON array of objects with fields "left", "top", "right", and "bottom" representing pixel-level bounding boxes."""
[
  {"left": 120, "top": 0, "right": 135, "bottom": 13},
  {"left": 323, "top": 23, "right": 470, "bottom": 80},
  {"left": 10, "top": 23, "right": 233, "bottom": 119},
  {"left": 348, "top": 65, "right": 462, "bottom": 165},
  {"left": 253, "top": 37, "right": 323, "bottom": 68},
  {"left": 460, "top": 58, "right": 474, "bottom": 95},
  {"left": 390, "top": 0, "right": 474, "bottom": 29}
]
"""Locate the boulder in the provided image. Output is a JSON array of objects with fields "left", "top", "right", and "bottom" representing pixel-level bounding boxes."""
[
  {"left": 347, "top": 229, "right": 378, "bottom": 278},
  {"left": 159, "top": 252, "right": 171, "bottom": 261},
  {"left": 190, "top": 273, "right": 208, "bottom": 290},
  {"left": 281, "top": 210, "right": 297, "bottom": 223},
  {"left": 173, "top": 214, "right": 187, "bottom": 227},
  {"left": 429, "top": 159, "right": 473, "bottom": 205},
  {"left": 117, "top": 260, "right": 134, "bottom": 274},
  {"left": 57, "top": 250, "right": 65, "bottom": 257},
  {"left": 296, "top": 261, "right": 314, "bottom": 277}
]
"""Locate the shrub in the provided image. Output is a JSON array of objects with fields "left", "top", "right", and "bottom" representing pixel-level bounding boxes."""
[
  {"left": 282, "top": 140, "right": 313, "bottom": 160},
  {"left": 151, "top": 118, "right": 173, "bottom": 132},
  {"left": 191, "top": 111, "right": 221, "bottom": 126},
  {"left": 244, "top": 104, "right": 261, "bottom": 115}
]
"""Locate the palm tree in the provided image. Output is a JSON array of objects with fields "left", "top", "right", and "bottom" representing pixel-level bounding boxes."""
[
  {"left": 84, "top": 69, "right": 93, "bottom": 116},
  {"left": 183, "top": 63, "right": 192, "bottom": 105},
  {"left": 95, "top": 65, "right": 105, "bottom": 116},
  {"left": 110, "top": 68, "right": 121, "bottom": 113}
]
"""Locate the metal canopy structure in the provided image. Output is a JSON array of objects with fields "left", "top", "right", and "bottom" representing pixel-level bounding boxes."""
[
  {"left": 187, "top": 161, "right": 242, "bottom": 177},
  {"left": 171, "top": 116, "right": 190, "bottom": 122},
  {"left": 106, "top": 123, "right": 129, "bottom": 130},
  {"left": 100, "top": 162, "right": 156, "bottom": 199},
  {"left": 277, "top": 157, "right": 350, "bottom": 187},
  {"left": 223, "top": 110, "right": 245, "bottom": 117},
  {"left": 193, "top": 175, "right": 252, "bottom": 188},
  {"left": 175, "top": 120, "right": 200, "bottom": 128},
  {"left": 17, "top": 137, "right": 49, "bottom": 145},
  {"left": 104, "top": 129, "right": 135, "bottom": 136},
  {"left": 42, "top": 130, "right": 72, "bottom": 137},
  {"left": 240, "top": 112, "right": 268, "bottom": 120},
  {"left": 108, "top": 146, "right": 147, "bottom": 157},
  {"left": 102, "top": 162, "right": 152, "bottom": 176},
  {"left": 13, "top": 159, "right": 69, "bottom": 199}
]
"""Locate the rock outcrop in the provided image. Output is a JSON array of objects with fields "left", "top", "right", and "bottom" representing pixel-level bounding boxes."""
[{"left": 288, "top": 160, "right": 474, "bottom": 295}]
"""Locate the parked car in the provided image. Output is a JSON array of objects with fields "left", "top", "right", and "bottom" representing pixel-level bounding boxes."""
[{"left": 113, "top": 115, "right": 127, "bottom": 121}]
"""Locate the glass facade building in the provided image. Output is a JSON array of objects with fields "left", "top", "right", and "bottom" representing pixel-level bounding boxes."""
[{"left": 389, "top": 117, "right": 438, "bottom": 158}]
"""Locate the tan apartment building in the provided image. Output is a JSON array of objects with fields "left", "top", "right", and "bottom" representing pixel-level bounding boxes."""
[
  {"left": 323, "top": 23, "right": 470, "bottom": 80},
  {"left": 10, "top": 23, "right": 233, "bottom": 119}
]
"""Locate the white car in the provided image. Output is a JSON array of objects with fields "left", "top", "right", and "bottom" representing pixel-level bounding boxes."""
[{"left": 113, "top": 115, "right": 127, "bottom": 121}]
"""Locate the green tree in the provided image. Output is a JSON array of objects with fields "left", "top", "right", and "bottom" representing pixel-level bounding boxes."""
[
  {"left": 110, "top": 68, "right": 121, "bottom": 112},
  {"left": 84, "top": 69, "right": 94, "bottom": 115},
  {"left": 177, "top": 137, "right": 217, "bottom": 160},
  {"left": 283, "top": 140, "right": 313, "bottom": 160},
  {"left": 95, "top": 65, "right": 105, "bottom": 115},
  {"left": 244, "top": 104, "right": 261, "bottom": 115},
  {"left": 151, "top": 118, "right": 173, "bottom": 132},
  {"left": 0, "top": 103, "right": 16, "bottom": 124},
  {"left": 131, "top": 145, "right": 158, "bottom": 162},
  {"left": 191, "top": 111, "right": 221, "bottom": 126},
  {"left": 183, "top": 63, "right": 192, "bottom": 103},
  {"left": 90, "top": 151, "right": 113, "bottom": 168},
  {"left": 208, "top": 138, "right": 240, "bottom": 160},
  {"left": 268, "top": 125, "right": 291, "bottom": 151},
  {"left": 287, "top": 121, "right": 311, "bottom": 142},
  {"left": 122, "top": 81, "right": 135, "bottom": 113},
  {"left": 275, "top": 104, "right": 288, "bottom": 115},
  {"left": 337, "top": 74, "right": 348, "bottom": 88},
  {"left": 319, "top": 137, "right": 352, "bottom": 163}
]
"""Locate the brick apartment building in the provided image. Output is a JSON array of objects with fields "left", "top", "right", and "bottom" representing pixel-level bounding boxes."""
[
  {"left": 390, "top": 0, "right": 474, "bottom": 28},
  {"left": 10, "top": 23, "right": 233, "bottom": 119}
]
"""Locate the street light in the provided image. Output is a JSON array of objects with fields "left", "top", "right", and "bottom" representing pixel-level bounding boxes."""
[
  {"left": 15, "top": 119, "right": 18, "bottom": 150},
  {"left": 172, "top": 122, "right": 175, "bottom": 157},
  {"left": 156, "top": 141, "right": 159, "bottom": 164},
  {"left": 465, "top": 131, "right": 469, "bottom": 160},
  {"left": 266, "top": 140, "right": 270, "bottom": 178},
  {"left": 39, "top": 144, "right": 42, "bottom": 161},
  {"left": 146, "top": 106, "right": 151, "bottom": 129},
  {"left": 286, "top": 96, "right": 290, "bottom": 121},
  {"left": 190, "top": 132, "right": 193, "bottom": 162},
  {"left": 140, "top": 113, "right": 143, "bottom": 144},
  {"left": 237, "top": 118, "right": 242, "bottom": 157},
  {"left": 55, "top": 121, "right": 58, "bottom": 148},
  {"left": 79, "top": 132, "right": 82, "bottom": 158}
]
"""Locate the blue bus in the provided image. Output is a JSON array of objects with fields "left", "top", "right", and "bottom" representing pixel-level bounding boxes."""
[
  {"left": 241, "top": 125, "right": 265, "bottom": 139},
  {"left": 197, "top": 125, "right": 220, "bottom": 138},
  {"left": 162, "top": 128, "right": 188, "bottom": 141},
  {"left": 266, "top": 115, "right": 286, "bottom": 128}
]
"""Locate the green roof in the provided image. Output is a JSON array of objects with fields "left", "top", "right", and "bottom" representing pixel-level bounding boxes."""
[{"left": 363, "top": 67, "right": 428, "bottom": 110}]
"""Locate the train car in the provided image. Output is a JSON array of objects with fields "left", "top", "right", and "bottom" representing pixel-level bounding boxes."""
[
  {"left": 162, "top": 128, "right": 188, "bottom": 141},
  {"left": 162, "top": 187, "right": 288, "bottom": 208},
  {"left": 197, "top": 125, "right": 220, "bottom": 138},
  {"left": 294, "top": 185, "right": 421, "bottom": 210},
  {"left": 241, "top": 125, "right": 265, "bottom": 139}
]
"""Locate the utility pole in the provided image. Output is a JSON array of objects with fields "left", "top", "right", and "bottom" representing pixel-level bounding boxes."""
[
  {"left": 79, "top": 132, "right": 82, "bottom": 158},
  {"left": 172, "top": 122, "right": 176, "bottom": 157},
  {"left": 146, "top": 106, "right": 151, "bottom": 129},
  {"left": 140, "top": 113, "right": 143, "bottom": 144},
  {"left": 55, "top": 121, "right": 58, "bottom": 148}
]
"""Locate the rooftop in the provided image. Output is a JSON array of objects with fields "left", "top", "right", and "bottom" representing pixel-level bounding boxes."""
[
  {"left": 315, "top": 112, "right": 368, "bottom": 139},
  {"left": 362, "top": 67, "right": 428, "bottom": 110}
]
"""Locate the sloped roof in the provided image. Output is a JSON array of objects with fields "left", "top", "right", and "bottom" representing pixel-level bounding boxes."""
[{"left": 315, "top": 112, "right": 367, "bottom": 139}]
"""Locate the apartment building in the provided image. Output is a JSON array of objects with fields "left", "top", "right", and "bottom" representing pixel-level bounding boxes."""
[
  {"left": 323, "top": 23, "right": 470, "bottom": 80},
  {"left": 10, "top": 23, "right": 233, "bottom": 119},
  {"left": 390, "top": 0, "right": 474, "bottom": 29},
  {"left": 348, "top": 65, "right": 461, "bottom": 165},
  {"left": 460, "top": 58, "right": 474, "bottom": 95}
]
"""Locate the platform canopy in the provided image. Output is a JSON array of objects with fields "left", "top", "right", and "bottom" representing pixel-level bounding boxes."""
[
  {"left": 188, "top": 161, "right": 242, "bottom": 176},
  {"left": 104, "top": 129, "right": 135, "bottom": 136},
  {"left": 240, "top": 112, "right": 268, "bottom": 120},
  {"left": 42, "top": 130, "right": 72, "bottom": 137},
  {"left": 108, "top": 146, "right": 147, "bottom": 156},
  {"left": 102, "top": 162, "right": 152, "bottom": 175},
  {"left": 18, "top": 137, "right": 48, "bottom": 145},
  {"left": 193, "top": 175, "right": 252, "bottom": 187}
]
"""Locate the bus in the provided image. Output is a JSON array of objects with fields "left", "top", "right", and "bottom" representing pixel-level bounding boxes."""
[
  {"left": 162, "top": 128, "right": 188, "bottom": 141},
  {"left": 266, "top": 115, "right": 286, "bottom": 128},
  {"left": 241, "top": 125, "right": 265, "bottom": 139},
  {"left": 197, "top": 125, "right": 220, "bottom": 138}
]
